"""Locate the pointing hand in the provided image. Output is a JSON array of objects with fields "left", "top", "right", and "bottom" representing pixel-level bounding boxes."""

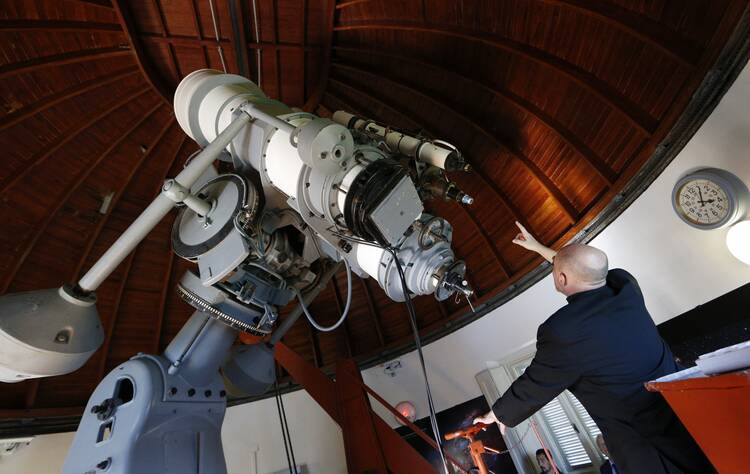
[{"left": 512, "top": 221, "right": 541, "bottom": 252}]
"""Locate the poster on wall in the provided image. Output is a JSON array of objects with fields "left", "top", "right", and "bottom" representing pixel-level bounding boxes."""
[{"left": 396, "top": 395, "right": 518, "bottom": 473}]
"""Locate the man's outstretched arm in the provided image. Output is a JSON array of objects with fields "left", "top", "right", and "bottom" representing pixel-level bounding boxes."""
[
  {"left": 513, "top": 221, "right": 557, "bottom": 263},
  {"left": 475, "top": 325, "right": 579, "bottom": 429}
]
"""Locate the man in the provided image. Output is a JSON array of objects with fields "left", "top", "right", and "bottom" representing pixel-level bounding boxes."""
[
  {"left": 535, "top": 448, "right": 554, "bottom": 474},
  {"left": 597, "top": 434, "right": 618, "bottom": 474},
  {"left": 474, "top": 222, "right": 712, "bottom": 473}
]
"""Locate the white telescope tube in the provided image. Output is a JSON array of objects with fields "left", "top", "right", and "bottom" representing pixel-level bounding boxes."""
[
  {"left": 78, "top": 112, "right": 252, "bottom": 292},
  {"left": 332, "top": 110, "right": 456, "bottom": 170}
]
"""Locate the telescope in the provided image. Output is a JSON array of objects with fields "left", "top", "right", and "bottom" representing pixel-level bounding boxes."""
[{"left": 0, "top": 69, "right": 475, "bottom": 473}]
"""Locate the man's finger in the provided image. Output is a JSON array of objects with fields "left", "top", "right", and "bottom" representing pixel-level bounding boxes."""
[{"left": 515, "top": 221, "right": 528, "bottom": 234}]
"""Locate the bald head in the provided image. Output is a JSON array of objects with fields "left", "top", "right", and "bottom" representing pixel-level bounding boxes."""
[{"left": 553, "top": 244, "right": 608, "bottom": 295}]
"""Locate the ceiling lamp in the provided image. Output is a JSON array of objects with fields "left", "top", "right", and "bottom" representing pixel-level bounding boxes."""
[
  {"left": 395, "top": 401, "right": 417, "bottom": 424},
  {"left": 726, "top": 220, "right": 750, "bottom": 264}
]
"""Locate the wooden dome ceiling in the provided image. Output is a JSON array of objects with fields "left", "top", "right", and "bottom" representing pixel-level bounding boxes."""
[{"left": 1, "top": 0, "right": 748, "bottom": 425}]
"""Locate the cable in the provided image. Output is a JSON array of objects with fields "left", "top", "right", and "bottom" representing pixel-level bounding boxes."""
[
  {"left": 278, "top": 380, "right": 298, "bottom": 474},
  {"left": 207, "top": 0, "right": 227, "bottom": 73},
  {"left": 274, "top": 379, "right": 294, "bottom": 473},
  {"left": 388, "top": 247, "right": 450, "bottom": 474},
  {"left": 295, "top": 258, "right": 352, "bottom": 332}
]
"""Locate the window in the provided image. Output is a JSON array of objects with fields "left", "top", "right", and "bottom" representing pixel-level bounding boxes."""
[{"left": 511, "top": 359, "right": 604, "bottom": 472}]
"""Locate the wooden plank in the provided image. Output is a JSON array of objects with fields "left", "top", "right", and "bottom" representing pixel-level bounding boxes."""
[
  {"left": 0, "top": 47, "right": 130, "bottom": 80},
  {"left": 151, "top": 0, "right": 182, "bottom": 79},
  {"left": 331, "top": 274, "right": 353, "bottom": 357},
  {"left": 272, "top": 0, "right": 282, "bottom": 101},
  {"left": 332, "top": 46, "right": 617, "bottom": 185},
  {"left": 302, "top": 0, "right": 336, "bottom": 111},
  {"left": 329, "top": 67, "right": 579, "bottom": 222},
  {"left": 0, "top": 86, "right": 151, "bottom": 197},
  {"left": 333, "top": 21, "right": 658, "bottom": 134},
  {"left": 112, "top": 0, "right": 173, "bottom": 103},
  {"left": 0, "top": 19, "right": 120, "bottom": 32},
  {"left": 141, "top": 35, "right": 323, "bottom": 51},
  {"left": 461, "top": 205, "right": 512, "bottom": 279},
  {"left": 70, "top": 116, "right": 175, "bottom": 281},
  {"left": 334, "top": 0, "right": 700, "bottom": 68},
  {"left": 0, "top": 92, "right": 159, "bottom": 294},
  {"left": 0, "top": 66, "right": 139, "bottom": 132},
  {"left": 360, "top": 278, "right": 385, "bottom": 347},
  {"left": 538, "top": 0, "right": 700, "bottom": 67}
]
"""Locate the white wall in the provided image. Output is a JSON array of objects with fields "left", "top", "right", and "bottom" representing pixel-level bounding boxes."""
[
  {"left": 0, "top": 432, "right": 74, "bottom": 474},
  {"left": 363, "top": 63, "right": 750, "bottom": 427},
  {"left": 0, "top": 390, "right": 346, "bottom": 474},
  {"left": 221, "top": 390, "right": 346, "bottom": 474}
]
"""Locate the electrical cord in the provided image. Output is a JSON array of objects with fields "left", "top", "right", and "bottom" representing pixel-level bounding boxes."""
[
  {"left": 388, "top": 247, "right": 450, "bottom": 474},
  {"left": 294, "top": 258, "right": 352, "bottom": 332},
  {"left": 274, "top": 379, "right": 297, "bottom": 474},
  {"left": 279, "top": 382, "right": 298, "bottom": 473}
]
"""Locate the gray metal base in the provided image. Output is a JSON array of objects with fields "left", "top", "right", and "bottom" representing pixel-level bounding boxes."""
[{"left": 62, "top": 312, "right": 236, "bottom": 474}]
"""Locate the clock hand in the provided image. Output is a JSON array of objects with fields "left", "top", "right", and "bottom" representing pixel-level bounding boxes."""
[{"left": 698, "top": 188, "right": 705, "bottom": 206}]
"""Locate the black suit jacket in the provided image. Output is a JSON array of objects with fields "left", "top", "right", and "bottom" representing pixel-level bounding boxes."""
[
  {"left": 492, "top": 269, "right": 712, "bottom": 474},
  {"left": 600, "top": 459, "right": 616, "bottom": 474}
]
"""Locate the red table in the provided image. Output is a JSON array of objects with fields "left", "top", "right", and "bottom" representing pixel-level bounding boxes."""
[{"left": 646, "top": 369, "right": 750, "bottom": 473}]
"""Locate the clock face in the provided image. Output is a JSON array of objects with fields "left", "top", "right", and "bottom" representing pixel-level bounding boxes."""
[{"left": 675, "top": 179, "right": 730, "bottom": 226}]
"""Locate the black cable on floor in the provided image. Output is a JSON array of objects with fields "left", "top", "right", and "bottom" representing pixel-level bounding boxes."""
[{"left": 389, "top": 248, "right": 450, "bottom": 474}]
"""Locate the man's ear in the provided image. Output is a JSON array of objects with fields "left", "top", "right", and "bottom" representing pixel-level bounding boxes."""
[{"left": 557, "top": 271, "right": 567, "bottom": 288}]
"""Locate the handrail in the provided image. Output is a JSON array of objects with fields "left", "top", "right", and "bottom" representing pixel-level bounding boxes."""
[{"left": 343, "top": 366, "right": 471, "bottom": 473}]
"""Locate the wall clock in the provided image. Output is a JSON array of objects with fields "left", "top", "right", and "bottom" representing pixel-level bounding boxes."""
[{"left": 672, "top": 168, "right": 749, "bottom": 230}]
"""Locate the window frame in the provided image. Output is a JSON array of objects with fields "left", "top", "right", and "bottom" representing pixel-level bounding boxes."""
[{"left": 509, "top": 356, "right": 605, "bottom": 473}]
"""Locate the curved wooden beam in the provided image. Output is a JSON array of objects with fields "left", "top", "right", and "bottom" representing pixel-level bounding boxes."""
[
  {"left": 112, "top": 0, "right": 173, "bottom": 103},
  {"left": 150, "top": 0, "right": 182, "bottom": 79},
  {"left": 329, "top": 65, "right": 579, "bottom": 222},
  {"left": 0, "top": 66, "right": 139, "bottom": 132},
  {"left": 331, "top": 274, "right": 353, "bottom": 357},
  {"left": 302, "top": 0, "right": 336, "bottom": 111},
  {"left": 0, "top": 19, "right": 120, "bottom": 33},
  {"left": 332, "top": 46, "right": 617, "bottom": 185},
  {"left": 0, "top": 47, "right": 130, "bottom": 80},
  {"left": 0, "top": 85, "right": 151, "bottom": 197},
  {"left": 0, "top": 87, "right": 151, "bottom": 196},
  {"left": 333, "top": 21, "right": 658, "bottom": 134},
  {"left": 334, "top": 0, "right": 699, "bottom": 67},
  {"left": 360, "top": 278, "right": 385, "bottom": 347},
  {"left": 537, "top": 0, "right": 699, "bottom": 67},
  {"left": 0, "top": 100, "right": 166, "bottom": 295}
]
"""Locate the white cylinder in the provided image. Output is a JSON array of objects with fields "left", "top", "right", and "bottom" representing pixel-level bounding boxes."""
[
  {"left": 265, "top": 125, "right": 305, "bottom": 198},
  {"left": 174, "top": 69, "right": 268, "bottom": 146}
]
